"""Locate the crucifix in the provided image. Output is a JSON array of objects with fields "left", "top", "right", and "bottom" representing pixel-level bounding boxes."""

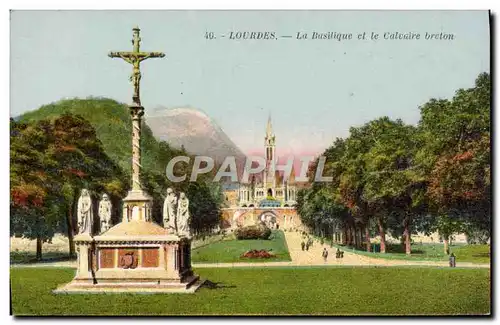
[
  {"left": 109, "top": 26, "right": 165, "bottom": 106},
  {"left": 108, "top": 26, "right": 165, "bottom": 196}
]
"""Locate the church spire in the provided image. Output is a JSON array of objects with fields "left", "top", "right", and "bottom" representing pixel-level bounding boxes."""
[{"left": 266, "top": 113, "right": 273, "bottom": 137}]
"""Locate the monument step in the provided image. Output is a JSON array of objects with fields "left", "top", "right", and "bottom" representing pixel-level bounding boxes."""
[{"left": 53, "top": 277, "right": 204, "bottom": 294}]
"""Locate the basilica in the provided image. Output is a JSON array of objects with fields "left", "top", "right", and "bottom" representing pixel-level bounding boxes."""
[{"left": 224, "top": 116, "right": 298, "bottom": 208}]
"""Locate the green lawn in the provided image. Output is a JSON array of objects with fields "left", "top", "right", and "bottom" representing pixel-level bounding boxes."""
[
  {"left": 452, "top": 245, "right": 491, "bottom": 264},
  {"left": 10, "top": 251, "right": 75, "bottom": 264},
  {"left": 191, "top": 230, "right": 291, "bottom": 263},
  {"left": 11, "top": 267, "right": 490, "bottom": 315},
  {"left": 320, "top": 237, "right": 490, "bottom": 264}
]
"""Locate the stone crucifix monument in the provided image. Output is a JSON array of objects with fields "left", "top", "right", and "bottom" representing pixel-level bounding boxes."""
[
  {"left": 109, "top": 26, "right": 165, "bottom": 222},
  {"left": 55, "top": 27, "right": 201, "bottom": 294}
]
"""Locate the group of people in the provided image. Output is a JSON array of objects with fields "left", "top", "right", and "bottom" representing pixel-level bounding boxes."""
[
  {"left": 321, "top": 248, "right": 345, "bottom": 262},
  {"left": 299, "top": 232, "right": 345, "bottom": 262},
  {"left": 300, "top": 236, "right": 314, "bottom": 251}
]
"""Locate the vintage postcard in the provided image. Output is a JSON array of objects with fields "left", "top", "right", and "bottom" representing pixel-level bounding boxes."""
[{"left": 9, "top": 10, "right": 491, "bottom": 316}]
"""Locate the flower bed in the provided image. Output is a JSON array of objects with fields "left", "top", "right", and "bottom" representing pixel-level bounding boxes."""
[{"left": 240, "top": 249, "right": 275, "bottom": 259}]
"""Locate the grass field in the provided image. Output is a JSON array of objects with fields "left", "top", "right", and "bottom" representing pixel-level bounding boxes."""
[
  {"left": 321, "top": 238, "right": 490, "bottom": 264},
  {"left": 451, "top": 245, "right": 491, "bottom": 263},
  {"left": 10, "top": 267, "right": 490, "bottom": 316},
  {"left": 10, "top": 251, "right": 74, "bottom": 264},
  {"left": 191, "top": 230, "right": 291, "bottom": 263}
]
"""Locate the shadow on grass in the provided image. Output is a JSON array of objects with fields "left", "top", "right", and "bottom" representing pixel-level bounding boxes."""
[
  {"left": 201, "top": 280, "right": 237, "bottom": 290},
  {"left": 357, "top": 242, "right": 447, "bottom": 256},
  {"left": 384, "top": 244, "right": 425, "bottom": 255},
  {"left": 10, "top": 251, "right": 76, "bottom": 265}
]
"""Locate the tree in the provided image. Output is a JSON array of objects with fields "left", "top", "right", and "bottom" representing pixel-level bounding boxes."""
[
  {"left": 11, "top": 114, "right": 129, "bottom": 260},
  {"left": 47, "top": 113, "right": 128, "bottom": 256},
  {"left": 295, "top": 139, "right": 351, "bottom": 246},
  {"left": 417, "top": 72, "right": 491, "bottom": 247},
  {"left": 10, "top": 119, "right": 61, "bottom": 260},
  {"left": 362, "top": 119, "right": 424, "bottom": 255}
]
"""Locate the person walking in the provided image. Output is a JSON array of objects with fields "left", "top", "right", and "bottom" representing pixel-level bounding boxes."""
[
  {"left": 322, "top": 248, "right": 329, "bottom": 262},
  {"left": 301, "top": 241, "right": 305, "bottom": 251}
]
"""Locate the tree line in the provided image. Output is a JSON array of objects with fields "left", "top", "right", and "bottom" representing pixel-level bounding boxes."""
[
  {"left": 10, "top": 98, "right": 223, "bottom": 260},
  {"left": 295, "top": 72, "right": 490, "bottom": 255}
]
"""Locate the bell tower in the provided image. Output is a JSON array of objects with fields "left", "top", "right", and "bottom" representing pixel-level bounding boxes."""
[{"left": 264, "top": 114, "right": 276, "bottom": 194}]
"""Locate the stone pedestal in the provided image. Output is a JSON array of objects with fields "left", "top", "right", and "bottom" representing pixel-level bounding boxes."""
[
  {"left": 54, "top": 220, "right": 203, "bottom": 294},
  {"left": 72, "top": 234, "right": 95, "bottom": 285},
  {"left": 122, "top": 190, "right": 153, "bottom": 223}
]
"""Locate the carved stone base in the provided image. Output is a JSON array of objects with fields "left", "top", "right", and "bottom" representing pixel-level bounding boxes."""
[{"left": 56, "top": 220, "right": 199, "bottom": 294}]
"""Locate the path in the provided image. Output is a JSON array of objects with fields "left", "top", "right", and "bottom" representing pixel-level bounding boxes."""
[
  {"left": 280, "top": 231, "right": 490, "bottom": 268},
  {"left": 11, "top": 231, "right": 490, "bottom": 269}
]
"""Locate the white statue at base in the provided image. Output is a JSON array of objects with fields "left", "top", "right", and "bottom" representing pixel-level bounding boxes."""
[
  {"left": 99, "top": 194, "right": 112, "bottom": 233},
  {"left": 77, "top": 189, "right": 93, "bottom": 235},
  {"left": 176, "top": 192, "right": 191, "bottom": 237},
  {"left": 163, "top": 188, "right": 177, "bottom": 232}
]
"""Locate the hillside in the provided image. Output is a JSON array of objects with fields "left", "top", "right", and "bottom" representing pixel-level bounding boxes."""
[
  {"left": 14, "top": 97, "right": 223, "bottom": 235},
  {"left": 18, "top": 97, "right": 184, "bottom": 177}
]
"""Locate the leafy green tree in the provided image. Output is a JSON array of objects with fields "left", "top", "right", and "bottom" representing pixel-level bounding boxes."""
[
  {"left": 362, "top": 118, "right": 425, "bottom": 255},
  {"left": 296, "top": 139, "right": 350, "bottom": 246},
  {"left": 10, "top": 119, "right": 61, "bottom": 260},
  {"left": 417, "top": 72, "right": 491, "bottom": 248},
  {"left": 11, "top": 114, "right": 129, "bottom": 259},
  {"left": 339, "top": 120, "right": 393, "bottom": 252},
  {"left": 49, "top": 113, "right": 128, "bottom": 255}
]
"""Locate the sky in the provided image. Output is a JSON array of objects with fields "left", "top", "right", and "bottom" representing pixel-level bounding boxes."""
[{"left": 10, "top": 10, "right": 490, "bottom": 156}]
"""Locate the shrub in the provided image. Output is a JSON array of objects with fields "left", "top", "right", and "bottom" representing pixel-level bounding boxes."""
[{"left": 235, "top": 224, "right": 272, "bottom": 240}]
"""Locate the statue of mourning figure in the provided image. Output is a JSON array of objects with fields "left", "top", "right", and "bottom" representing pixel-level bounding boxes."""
[
  {"left": 77, "top": 189, "right": 94, "bottom": 235},
  {"left": 163, "top": 188, "right": 178, "bottom": 233},
  {"left": 163, "top": 189, "right": 191, "bottom": 237},
  {"left": 176, "top": 192, "right": 191, "bottom": 237},
  {"left": 99, "top": 194, "right": 112, "bottom": 233}
]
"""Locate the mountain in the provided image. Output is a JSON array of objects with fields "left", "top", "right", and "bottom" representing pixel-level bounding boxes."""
[{"left": 146, "top": 107, "right": 247, "bottom": 169}]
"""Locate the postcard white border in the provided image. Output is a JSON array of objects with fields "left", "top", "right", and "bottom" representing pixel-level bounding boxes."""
[{"left": 2, "top": 1, "right": 497, "bottom": 324}]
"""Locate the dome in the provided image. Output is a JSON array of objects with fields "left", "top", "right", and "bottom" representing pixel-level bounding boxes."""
[
  {"left": 100, "top": 220, "right": 168, "bottom": 236},
  {"left": 259, "top": 199, "right": 281, "bottom": 208}
]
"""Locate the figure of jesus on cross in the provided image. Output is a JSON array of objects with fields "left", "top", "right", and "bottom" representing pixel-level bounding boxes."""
[{"left": 109, "top": 26, "right": 165, "bottom": 105}]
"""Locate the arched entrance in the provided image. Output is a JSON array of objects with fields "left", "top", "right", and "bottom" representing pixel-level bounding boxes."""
[{"left": 259, "top": 211, "right": 278, "bottom": 229}]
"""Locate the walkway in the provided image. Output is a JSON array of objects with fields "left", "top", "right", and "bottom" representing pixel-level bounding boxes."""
[
  {"left": 10, "top": 231, "right": 490, "bottom": 269},
  {"left": 279, "top": 231, "right": 489, "bottom": 268}
]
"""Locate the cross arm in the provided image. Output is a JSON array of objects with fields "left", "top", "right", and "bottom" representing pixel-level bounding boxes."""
[
  {"left": 108, "top": 51, "right": 165, "bottom": 59},
  {"left": 108, "top": 51, "right": 131, "bottom": 59},
  {"left": 141, "top": 51, "right": 165, "bottom": 58}
]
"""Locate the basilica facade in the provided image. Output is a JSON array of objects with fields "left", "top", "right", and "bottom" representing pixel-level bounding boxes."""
[{"left": 225, "top": 116, "right": 298, "bottom": 208}]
